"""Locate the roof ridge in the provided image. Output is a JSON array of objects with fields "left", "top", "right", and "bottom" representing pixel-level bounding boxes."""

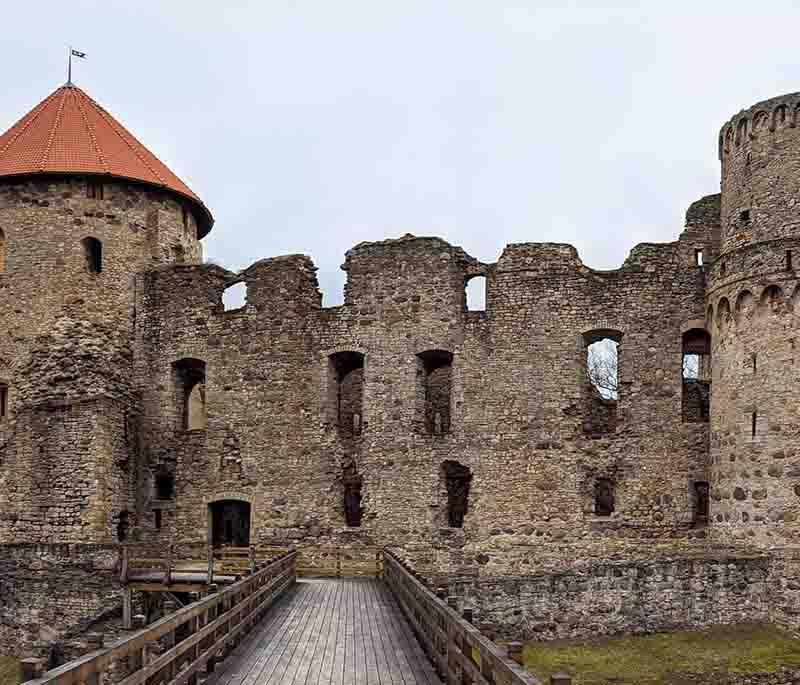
[
  {"left": 71, "top": 88, "right": 109, "bottom": 173},
  {"left": 38, "top": 88, "right": 68, "bottom": 170},
  {"left": 80, "top": 89, "right": 167, "bottom": 186},
  {"left": 0, "top": 88, "right": 60, "bottom": 160}
]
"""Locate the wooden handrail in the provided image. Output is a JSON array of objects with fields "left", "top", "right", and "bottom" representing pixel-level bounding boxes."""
[
  {"left": 382, "top": 550, "right": 541, "bottom": 685},
  {"left": 25, "top": 550, "right": 297, "bottom": 685}
]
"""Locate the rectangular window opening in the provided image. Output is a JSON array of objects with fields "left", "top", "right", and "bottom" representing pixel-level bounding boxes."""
[
  {"left": 694, "top": 249, "right": 704, "bottom": 267},
  {"left": 0, "top": 385, "right": 7, "bottom": 418},
  {"left": 740, "top": 209, "right": 751, "bottom": 224},
  {"left": 787, "top": 250, "right": 793, "bottom": 271},
  {"left": 154, "top": 509, "right": 162, "bottom": 530},
  {"left": 751, "top": 411, "right": 757, "bottom": 437}
]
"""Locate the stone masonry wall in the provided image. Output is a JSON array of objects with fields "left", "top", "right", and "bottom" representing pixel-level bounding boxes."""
[
  {"left": 437, "top": 553, "right": 770, "bottom": 642},
  {"left": 0, "top": 544, "right": 120, "bottom": 657}
]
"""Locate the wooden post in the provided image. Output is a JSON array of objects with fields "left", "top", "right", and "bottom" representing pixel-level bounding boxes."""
[
  {"left": 122, "top": 586, "right": 133, "bottom": 629},
  {"left": 551, "top": 674, "right": 572, "bottom": 685},
  {"left": 18, "top": 658, "right": 44, "bottom": 683},
  {"left": 507, "top": 641, "right": 524, "bottom": 665}
]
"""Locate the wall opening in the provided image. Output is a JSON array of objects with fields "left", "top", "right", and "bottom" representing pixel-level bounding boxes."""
[
  {"left": 155, "top": 469, "right": 175, "bottom": 500},
  {"left": 761, "top": 285, "right": 784, "bottom": 311},
  {"left": 682, "top": 329, "right": 711, "bottom": 423},
  {"left": 86, "top": 181, "right": 104, "bottom": 200},
  {"left": 442, "top": 460, "right": 471, "bottom": 528},
  {"left": 154, "top": 509, "right": 162, "bottom": 530},
  {"left": 417, "top": 350, "right": 453, "bottom": 434},
  {"left": 787, "top": 250, "right": 794, "bottom": 272},
  {"left": 116, "top": 510, "right": 130, "bottom": 542},
  {"left": 465, "top": 275, "right": 486, "bottom": 311},
  {"left": 693, "top": 481, "right": 710, "bottom": 526},
  {"left": 209, "top": 499, "right": 251, "bottom": 547},
  {"left": 173, "top": 358, "right": 207, "bottom": 431},
  {"left": 329, "top": 351, "right": 365, "bottom": 435},
  {"left": 343, "top": 466, "right": 363, "bottom": 527},
  {"left": 0, "top": 383, "right": 7, "bottom": 418},
  {"left": 694, "top": 249, "right": 704, "bottom": 267},
  {"left": 594, "top": 478, "right": 615, "bottom": 516},
  {"left": 82, "top": 237, "right": 102, "bottom": 273},
  {"left": 751, "top": 411, "right": 757, "bottom": 438},
  {"left": 583, "top": 330, "right": 622, "bottom": 435},
  {"left": 739, "top": 209, "right": 751, "bottom": 224},
  {"left": 222, "top": 281, "right": 247, "bottom": 311}
]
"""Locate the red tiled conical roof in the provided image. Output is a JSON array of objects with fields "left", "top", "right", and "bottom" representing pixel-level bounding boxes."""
[{"left": 0, "top": 84, "right": 213, "bottom": 236}]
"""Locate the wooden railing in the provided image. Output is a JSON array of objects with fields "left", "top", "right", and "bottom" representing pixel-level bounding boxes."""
[
  {"left": 296, "top": 545, "right": 382, "bottom": 577},
  {"left": 121, "top": 543, "right": 291, "bottom": 584},
  {"left": 23, "top": 550, "right": 297, "bottom": 685},
  {"left": 383, "top": 550, "right": 541, "bottom": 685}
]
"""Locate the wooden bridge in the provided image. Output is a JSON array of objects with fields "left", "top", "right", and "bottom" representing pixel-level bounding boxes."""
[{"left": 19, "top": 548, "right": 555, "bottom": 685}]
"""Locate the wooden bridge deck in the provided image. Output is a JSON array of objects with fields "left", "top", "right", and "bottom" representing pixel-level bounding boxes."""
[{"left": 207, "top": 578, "right": 442, "bottom": 685}]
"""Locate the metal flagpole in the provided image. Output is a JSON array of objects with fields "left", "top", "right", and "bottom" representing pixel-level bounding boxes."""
[{"left": 67, "top": 46, "right": 72, "bottom": 86}]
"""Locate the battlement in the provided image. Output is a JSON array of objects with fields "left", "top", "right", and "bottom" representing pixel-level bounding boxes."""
[{"left": 719, "top": 92, "right": 800, "bottom": 159}]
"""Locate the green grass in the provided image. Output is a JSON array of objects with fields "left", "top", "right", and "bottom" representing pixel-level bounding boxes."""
[
  {"left": 0, "top": 656, "right": 19, "bottom": 685},
  {"left": 523, "top": 624, "right": 800, "bottom": 684}
]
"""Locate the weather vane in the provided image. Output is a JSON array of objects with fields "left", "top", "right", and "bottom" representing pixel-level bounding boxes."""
[{"left": 67, "top": 46, "right": 87, "bottom": 86}]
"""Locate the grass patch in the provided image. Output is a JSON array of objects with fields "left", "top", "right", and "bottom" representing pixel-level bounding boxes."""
[
  {"left": 524, "top": 624, "right": 800, "bottom": 684},
  {"left": 0, "top": 656, "right": 19, "bottom": 685}
]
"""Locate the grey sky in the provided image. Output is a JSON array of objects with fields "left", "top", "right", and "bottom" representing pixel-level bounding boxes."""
[{"left": 2, "top": 1, "right": 798, "bottom": 305}]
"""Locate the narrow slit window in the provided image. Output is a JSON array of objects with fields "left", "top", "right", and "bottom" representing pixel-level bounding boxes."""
[
  {"left": 751, "top": 411, "right": 757, "bottom": 437},
  {"left": 154, "top": 509, "right": 162, "bottom": 530},
  {"left": 787, "top": 250, "right": 793, "bottom": 271},
  {"left": 0, "top": 383, "right": 7, "bottom": 418},
  {"left": 694, "top": 249, "right": 703, "bottom": 267},
  {"left": 82, "top": 237, "right": 102, "bottom": 273},
  {"left": 693, "top": 481, "right": 709, "bottom": 526},
  {"left": 595, "top": 478, "right": 615, "bottom": 516},
  {"left": 752, "top": 353, "right": 757, "bottom": 374}
]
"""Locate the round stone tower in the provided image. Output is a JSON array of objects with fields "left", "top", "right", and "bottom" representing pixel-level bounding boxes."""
[
  {"left": 0, "top": 83, "right": 213, "bottom": 543},
  {"left": 709, "top": 93, "right": 800, "bottom": 546}
]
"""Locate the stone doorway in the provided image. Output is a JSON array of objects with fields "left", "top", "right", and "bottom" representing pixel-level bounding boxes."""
[{"left": 209, "top": 499, "right": 251, "bottom": 547}]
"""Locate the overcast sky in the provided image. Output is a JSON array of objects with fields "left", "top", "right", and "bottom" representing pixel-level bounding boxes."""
[{"left": 2, "top": 1, "right": 799, "bottom": 305}]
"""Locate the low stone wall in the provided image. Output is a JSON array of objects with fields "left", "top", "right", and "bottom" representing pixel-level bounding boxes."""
[
  {"left": 0, "top": 544, "right": 121, "bottom": 658},
  {"left": 438, "top": 553, "right": 771, "bottom": 641}
]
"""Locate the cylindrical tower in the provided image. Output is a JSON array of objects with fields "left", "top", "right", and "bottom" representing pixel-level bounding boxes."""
[
  {"left": 709, "top": 93, "right": 800, "bottom": 546},
  {"left": 0, "top": 84, "right": 213, "bottom": 543}
]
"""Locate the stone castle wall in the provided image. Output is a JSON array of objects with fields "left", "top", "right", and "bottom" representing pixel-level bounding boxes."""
[{"left": 132, "top": 228, "right": 716, "bottom": 573}]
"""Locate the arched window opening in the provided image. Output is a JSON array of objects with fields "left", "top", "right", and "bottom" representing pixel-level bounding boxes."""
[
  {"left": 735, "top": 290, "right": 754, "bottom": 319},
  {"left": 155, "top": 469, "right": 175, "bottom": 500},
  {"left": 465, "top": 275, "right": 486, "bottom": 311},
  {"left": 682, "top": 329, "right": 711, "bottom": 423},
  {"left": 417, "top": 350, "right": 453, "bottom": 434},
  {"left": 343, "top": 466, "right": 363, "bottom": 528},
  {"left": 329, "top": 351, "right": 365, "bottom": 435},
  {"left": 760, "top": 285, "right": 784, "bottom": 312},
  {"left": 594, "top": 478, "right": 615, "bottom": 516},
  {"left": 209, "top": 500, "right": 251, "bottom": 548},
  {"left": 173, "top": 358, "right": 207, "bottom": 431},
  {"left": 0, "top": 227, "right": 6, "bottom": 274},
  {"left": 693, "top": 481, "right": 710, "bottom": 526},
  {"left": 716, "top": 298, "right": 731, "bottom": 329},
  {"left": 82, "top": 237, "right": 102, "bottom": 273},
  {"left": 222, "top": 282, "right": 247, "bottom": 311},
  {"left": 583, "top": 330, "right": 622, "bottom": 435},
  {"left": 442, "top": 460, "right": 471, "bottom": 528}
]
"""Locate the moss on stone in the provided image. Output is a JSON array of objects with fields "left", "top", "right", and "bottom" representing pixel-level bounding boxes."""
[
  {"left": 0, "top": 656, "right": 19, "bottom": 685},
  {"left": 523, "top": 624, "right": 800, "bottom": 684}
]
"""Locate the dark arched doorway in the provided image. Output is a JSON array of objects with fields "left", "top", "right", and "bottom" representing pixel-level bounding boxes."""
[{"left": 209, "top": 499, "right": 251, "bottom": 547}]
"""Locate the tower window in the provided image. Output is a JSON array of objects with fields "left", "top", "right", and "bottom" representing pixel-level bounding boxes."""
[
  {"left": 82, "top": 237, "right": 102, "bottom": 273},
  {"left": 787, "top": 250, "right": 793, "bottom": 271},
  {"left": 87, "top": 181, "right": 104, "bottom": 200},
  {"left": 329, "top": 352, "right": 365, "bottom": 435},
  {"left": 154, "top": 509, "right": 162, "bottom": 530},
  {"left": 155, "top": 471, "right": 175, "bottom": 500},
  {"left": 693, "top": 481, "right": 710, "bottom": 525},
  {"left": 173, "top": 358, "right": 207, "bottom": 431},
  {"left": 595, "top": 478, "right": 615, "bottom": 516},
  {"left": 739, "top": 209, "right": 751, "bottom": 224},
  {"left": 442, "top": 461, "right": 471, "bottom": 528},
  {"left": 694, "top": 249, "right": 704, "bottom": 267},
  {"left": 0, "top": 227, "right": 6, "bottom": 274},
  {"left": 343, "top": 468, "right": 363, "bottom": 528},
  {"left": 751, "top": 411, "right": 757, "bottom": 438},
  {"left": 417, "top": 350, "right": 453, "bottom": 434}
]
